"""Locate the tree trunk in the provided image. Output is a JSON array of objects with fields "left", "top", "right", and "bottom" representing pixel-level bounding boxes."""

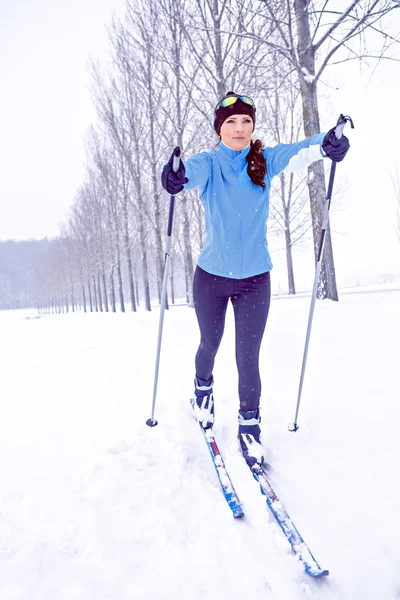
[
  {"left": 294, "top": 0, "right": 338, "bottom": 301},
  {"left": 213, "top": 0, "right": 227, "bottom": 96},
  {"left": 134, "top": 144, "right": 151, "bottom": 311},
  {"left": 106, "top": 199, "right": 117, "bottom": 312},
  {"left": 110, "top": 266, "right": 116, "bottom": 312},
  {"left": 185, "top": 268, "right": 190, "bottom": 304},
  {"left": 113, "top": 212, "right": 125, "bottom": 313},
  {"left": 87, "top": 274, "right": 93, "bottom": 312},
  {"left": 81, "top": 282, "right": 87, "bottom": 313},
  {"left": 102, "top": 270, "right": 109, "bottom": 312},
  {"left": 123, "top": 203, "right": 136, "bottom": 312},
  {"left": 140, "top": 230, "right": 151, "bottom": 311},
  {"left": 135, "top": 273, "right": 140, "bottom": 308},
  {"left": 117, "top": 256, "right": 125, "bottom": 313},
  {"left": 279, "top": 174, "right": 296, "bottom": 295},
  {"left": 97, "top": 274, "right": 103, "bottom": 312},
  {"left": 180, "top": 195, "right": 194, "bottom": 305},
  {"left": 93, "top": 274, "right": 98, "bottom": 311},
  {"left": 69, "top": 271, "right": 75, "bottom": 312}
]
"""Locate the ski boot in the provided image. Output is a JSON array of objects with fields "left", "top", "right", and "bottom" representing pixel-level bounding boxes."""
[
  {"left": 238, "top": 408, "right": 264, "bottom": 467},
  {"left": 193, "top": 375, "right": 214, "bottom": 429}
]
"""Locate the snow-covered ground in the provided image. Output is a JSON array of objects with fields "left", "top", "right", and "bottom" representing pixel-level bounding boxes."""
[{"left": 0, "top": 286, "right": 399, "bottom": 600}]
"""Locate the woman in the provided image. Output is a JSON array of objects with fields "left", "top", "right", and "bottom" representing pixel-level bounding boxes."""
[{"left": 161, "top": 92, "right": 349, "bottom": 467}]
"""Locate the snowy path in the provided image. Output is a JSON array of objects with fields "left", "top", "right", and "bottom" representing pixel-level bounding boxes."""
[{"left": 0, "top": 288, "right": 399, "bottom": 599}]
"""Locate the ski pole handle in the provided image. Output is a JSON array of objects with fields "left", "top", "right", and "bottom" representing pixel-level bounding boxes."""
[
  {"left": 172, "top": 147, "right": 181, "bottom": 172},
  {"left": 334, "top": 114, "right": 354, "bottom": 140},
  {"left": 167, "top": 147, "right": 181, "bottom": 237}
]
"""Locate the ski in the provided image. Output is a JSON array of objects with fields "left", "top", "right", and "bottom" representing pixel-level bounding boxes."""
[
  {"left": 190, "top": 397, "right": 327, "bottom": 574},
  {"left": 190, "top": 398, "right": 244, "bottom": 518},
  {"left": 251, "top": 464, "right": 329, "bottom": 577}
]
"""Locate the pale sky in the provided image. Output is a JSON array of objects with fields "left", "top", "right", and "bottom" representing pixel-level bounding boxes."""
[
  {"left": 0, "top": 0, "right": 124, "bottom": 240},
  {"left": 1, "top": 1, "right": 400, "bottom": 288}
]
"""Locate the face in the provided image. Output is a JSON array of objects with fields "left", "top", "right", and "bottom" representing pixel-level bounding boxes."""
[{"left": 219, "top": 114, "right": 254, "bottom": 150}]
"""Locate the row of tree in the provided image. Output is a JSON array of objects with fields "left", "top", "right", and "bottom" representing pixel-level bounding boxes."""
[{"left": 2, "top": 1, "right": 399, "bottom": 313}]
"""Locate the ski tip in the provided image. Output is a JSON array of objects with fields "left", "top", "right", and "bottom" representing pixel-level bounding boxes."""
[
  {"left": 146, "top": 418, "right": 159, "bottom": 428},
  {"left": 233, "top": 511, "right": 245, "bottom": 519},
  {"left": 318, "top": 569, "right": 329, "bottom": 577},
  {"left": 307, "top": 567, "right": 329, "bottom": 578}
]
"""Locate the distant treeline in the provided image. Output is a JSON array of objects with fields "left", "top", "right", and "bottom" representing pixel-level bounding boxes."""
[
  {"left": 0, "top": 237, "right": 187, "bottom": 313},
  {"left": 0, "top": 239, "right": 49, "bottom": 310}
]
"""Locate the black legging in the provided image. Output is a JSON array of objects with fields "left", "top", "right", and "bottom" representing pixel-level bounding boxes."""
[{"left": 193, "top": 266, "right": 271, "bottom": 411}]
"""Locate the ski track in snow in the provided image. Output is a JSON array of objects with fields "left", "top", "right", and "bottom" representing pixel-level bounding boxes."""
[{"left": 0, "top": 288, "right": 399, "bottom": 599}]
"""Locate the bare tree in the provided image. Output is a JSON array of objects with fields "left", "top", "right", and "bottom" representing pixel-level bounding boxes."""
[
  {"left": 263, "top": 57, "right": 312, "bottom": 294},
  {"left": 94, "top": 13, "right": 160, "bottom": 311},
  {"left": 250, "top": 0, "right": 400, "bottom": 299},
  {"left": 156, "top": 0, "right": 199, "bottom": 305},
  {"left": 58, "top": 225, "right": 81, "bottom": 312},
  {"left": 82, "top": 167, "right": 111, "bottom": 313},
  {"left": 68, "top": 175, "right": 112, "bottom": 314},
  {"left": 70, "top": 191, "right": 99, "bottom": 313},
  {"left": 117, "top": 0, "right": 170, "bottom": 303},
  {"left": 68, "top": 205, "right": 90, "bottom": 313}
]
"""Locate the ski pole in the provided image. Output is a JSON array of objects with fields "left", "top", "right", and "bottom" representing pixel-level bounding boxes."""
[
  {"left": 146, "top": 147, "right": 181, "bottom": 428},
  {"left": 288, "top": 114, "right": 354, "bottom": 433}
]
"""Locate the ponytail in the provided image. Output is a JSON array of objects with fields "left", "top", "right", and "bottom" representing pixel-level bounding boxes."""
[{"left": 246, "top": 139, "right": 266, "bottom": 189}]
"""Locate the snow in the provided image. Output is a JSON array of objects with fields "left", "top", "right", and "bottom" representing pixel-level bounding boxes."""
[
  {"left": 240, "top": 433, "right": 265, "bottom": 464},
  {"left": 301, "top": 67, "right": 315, "bottom": 85},
  {"left": 0, "top": 286, "right": 399, "bottom": 599},
  {"left": 192, "top": 396, "right": 214, "bottom": 429}
]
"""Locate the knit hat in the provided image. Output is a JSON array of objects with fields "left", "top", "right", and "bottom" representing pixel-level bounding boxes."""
[{"left": 214, "top": 92, "right": 256, "bottom": 135}]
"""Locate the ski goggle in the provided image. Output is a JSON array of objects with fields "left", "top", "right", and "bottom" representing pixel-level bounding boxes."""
[{"left": 214, "top": 94, "right": 255, "bottom": 114}]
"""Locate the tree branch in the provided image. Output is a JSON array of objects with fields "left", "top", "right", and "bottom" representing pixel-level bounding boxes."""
[
  {"left": 313, "top": 0, "right": 361, "bottom": 52},
  {"left": 314, "top": 0, "right": 399, "bottom": 82}
]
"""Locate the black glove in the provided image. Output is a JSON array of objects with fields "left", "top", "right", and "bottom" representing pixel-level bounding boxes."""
[
  {"left": 322, "top": 128, "right": 350, "bottom": 162},
  {"left": 161, "top": 147, "right": 188, "bottom": 195}
]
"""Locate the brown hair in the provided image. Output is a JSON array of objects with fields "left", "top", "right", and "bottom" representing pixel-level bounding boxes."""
[{"left": 246, "top": 139, "right": 266, "bottom": 189}]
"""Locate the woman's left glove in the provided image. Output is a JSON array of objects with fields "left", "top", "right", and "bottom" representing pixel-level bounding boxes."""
[
  {"left": 322, "top": 128, "right": 350, "bottom": 162},
  {"left": 161, "top": 147, "right": 188, "bottom": 194}
]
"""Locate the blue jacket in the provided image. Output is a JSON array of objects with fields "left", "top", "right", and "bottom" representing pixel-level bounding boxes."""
[{"left": 183, "top": 134, "right": 326, "bottom": 279}]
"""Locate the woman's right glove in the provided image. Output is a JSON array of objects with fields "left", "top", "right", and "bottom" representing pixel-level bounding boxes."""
[{"left": 161, "top": 147, "right": 188, "bottom": 194}]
